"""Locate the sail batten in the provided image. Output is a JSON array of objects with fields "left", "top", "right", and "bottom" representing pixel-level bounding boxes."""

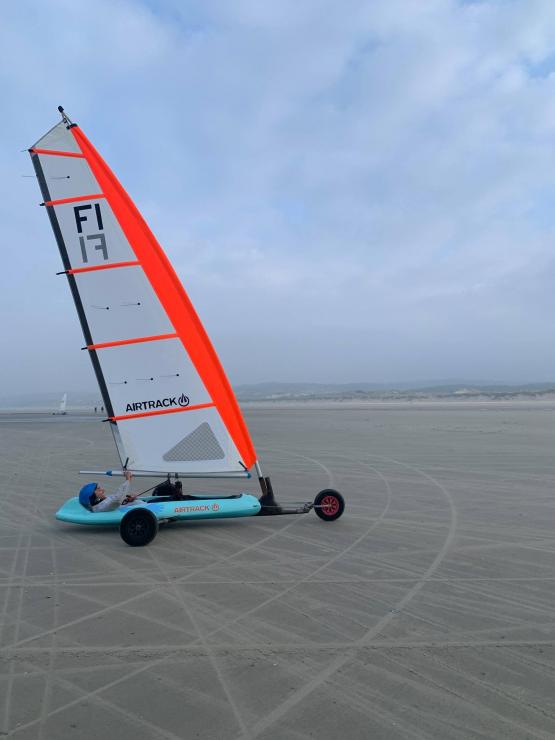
[
  {"left": 87, "top": 333, "right": 179, "bottom": 351},
  {"left": 68, "top": 260, "right": 141, "bottom": 275},
  {"left": 31, "top": 148, "right": 85, "bottom": 158},
  {"left": 31, "top": 116, "right": 257, "bottom": 474},
  {"left": 44, "top": 193, "right": 105, "bottom": 207},
  {"left": 111, "top": 402, "right": 216, "bottom": 422}
]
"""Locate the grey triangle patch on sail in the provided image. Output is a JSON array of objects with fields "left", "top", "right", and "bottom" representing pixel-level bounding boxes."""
[{"left": 162, "top": 422, "right": 225, "bottom": 462}]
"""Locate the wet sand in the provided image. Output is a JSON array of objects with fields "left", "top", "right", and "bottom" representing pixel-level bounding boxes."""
[{"left": 1, "top": 403, "right": 555, "bottom": 739}]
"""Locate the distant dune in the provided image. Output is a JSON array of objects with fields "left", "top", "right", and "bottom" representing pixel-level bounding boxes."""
[
  {"left": 3, "top": 383, "right": 555, "bottom": 410},
  {"left": 233, "top": 381, "right": 555, "bottom": 403}
]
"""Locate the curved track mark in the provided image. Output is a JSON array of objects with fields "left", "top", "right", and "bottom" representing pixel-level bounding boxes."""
[
  {"left": 246, "top": 454, "right": 458, "bottom": 739},
  {"left": 189, "top": 457, "right": 392, "bottom": 647},
  {"left": 0, "top": 450, "right": 333, "bottom": 654},
  {"left": 146, "top": 545, "right": 250, "bottom": 737},
  {"left": 2, "top": 450, "right": 54, "bottom": 734}
]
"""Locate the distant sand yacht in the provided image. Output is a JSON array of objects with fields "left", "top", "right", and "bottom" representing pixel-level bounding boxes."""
[{"left": 53, "top": 393, "right": 67, "bottom": 415}]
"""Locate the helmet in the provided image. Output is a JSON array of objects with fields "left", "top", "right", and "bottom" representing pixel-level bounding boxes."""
[{"left": 79, "top": 482, "right": 98, "bottom": 510}]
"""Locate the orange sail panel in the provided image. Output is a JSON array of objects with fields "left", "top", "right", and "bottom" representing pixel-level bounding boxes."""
[{"left": 30, "top": 118, "right": 256, "bottom": 474}]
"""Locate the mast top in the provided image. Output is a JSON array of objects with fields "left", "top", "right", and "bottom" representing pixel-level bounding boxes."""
[{"left": 57, "top": 105, "right": 75, "bottom": 127}]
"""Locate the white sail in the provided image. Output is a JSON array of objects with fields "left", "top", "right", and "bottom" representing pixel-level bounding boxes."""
[{"left": 31, "top": 115, "right": 256, "bottom": 476}]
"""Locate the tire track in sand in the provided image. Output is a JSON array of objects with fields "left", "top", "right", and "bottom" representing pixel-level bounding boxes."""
[{"left": 246, "top": 453, "right": 458, "bottom": 739}]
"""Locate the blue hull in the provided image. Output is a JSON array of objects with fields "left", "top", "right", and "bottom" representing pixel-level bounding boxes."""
[{"left": 56, "top": 493, "right": 261, "bottom": 526}]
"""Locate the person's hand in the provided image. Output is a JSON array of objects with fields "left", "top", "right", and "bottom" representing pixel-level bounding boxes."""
[{"left": 124, "top": 470, "right": 133, "bottom": 481}]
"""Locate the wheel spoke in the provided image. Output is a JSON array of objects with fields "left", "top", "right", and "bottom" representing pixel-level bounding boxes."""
[{"left": 321, "top": 496, "right": 339, "bottom": 515}]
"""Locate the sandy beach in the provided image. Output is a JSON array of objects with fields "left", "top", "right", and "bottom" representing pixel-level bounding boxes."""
[{"left": 1, "top": 402, "right": 555, "bottom": 738}]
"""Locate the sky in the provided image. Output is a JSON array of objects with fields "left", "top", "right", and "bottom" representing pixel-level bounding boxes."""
[{"left": 3, "top": 0, "right": 555, "bottom": 393}]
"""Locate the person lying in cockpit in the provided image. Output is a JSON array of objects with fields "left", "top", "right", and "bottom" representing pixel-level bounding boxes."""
[{"left": 79, "top": 470, "right": 140, "bottom": 512}]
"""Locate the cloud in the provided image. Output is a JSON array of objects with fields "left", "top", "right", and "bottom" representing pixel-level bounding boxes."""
[{"left": 3, "top": 0, "right": 555, "bottom": 390}]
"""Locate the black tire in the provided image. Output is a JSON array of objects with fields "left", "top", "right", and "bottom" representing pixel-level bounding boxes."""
[
  {"left": 314, "top": 489, "right": 345, "bottom": 521},
  {"left": 120, "top": 508, "right": 159, "bottom": 546}
]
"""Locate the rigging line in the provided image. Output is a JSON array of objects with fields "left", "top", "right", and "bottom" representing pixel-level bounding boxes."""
[{"left": 136, "top": 480, "right": 167, "bottom": 497}]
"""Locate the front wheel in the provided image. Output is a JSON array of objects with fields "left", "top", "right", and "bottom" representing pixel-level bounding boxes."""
[
  {"left": 313, "top": 489, "right": 345, "bottom": 521},
  {"left": 120, "top": 508, "right": 159, "bottom": 546}
]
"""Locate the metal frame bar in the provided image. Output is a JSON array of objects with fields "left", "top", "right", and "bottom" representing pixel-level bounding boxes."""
[{"left": 79, "top": 469, "right": 252, "bottom": 479}]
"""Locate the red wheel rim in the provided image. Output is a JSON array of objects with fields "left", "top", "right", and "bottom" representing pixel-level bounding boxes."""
[{"left": 320, "top": 495, "right": 340, "bottom": 516}]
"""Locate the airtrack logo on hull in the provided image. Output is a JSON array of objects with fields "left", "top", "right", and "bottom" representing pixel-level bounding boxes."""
[
  {"left": 174, "top": 505, "right": 210, "bottom": 513},
  {"left": 125, "top": 393, "right": 189, "bottom": 413}
]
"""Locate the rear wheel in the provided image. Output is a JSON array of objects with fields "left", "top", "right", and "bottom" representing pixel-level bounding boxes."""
[
  {"left": 120, "top": 509, "right": 159, "bottom": 546},
  {"left": 314, "top": 489, "right": 345, "bottom": 521}
]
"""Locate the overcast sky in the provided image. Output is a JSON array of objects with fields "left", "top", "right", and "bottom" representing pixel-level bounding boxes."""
[{"left": 3, "top": 0, "right": 555, "bottom": 393}]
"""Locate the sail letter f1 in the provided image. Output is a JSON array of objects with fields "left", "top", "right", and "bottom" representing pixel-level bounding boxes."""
[{"left": 74, "top": 203, "right": 104, "bottom": 233}]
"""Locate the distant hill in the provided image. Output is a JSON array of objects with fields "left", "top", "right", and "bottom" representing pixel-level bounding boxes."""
[
  {"left": 234, "top": 381, "right": 555, "bottom": 402},
  {"left": 3, "top": 382, "right": 555, "bottom": 410}
]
